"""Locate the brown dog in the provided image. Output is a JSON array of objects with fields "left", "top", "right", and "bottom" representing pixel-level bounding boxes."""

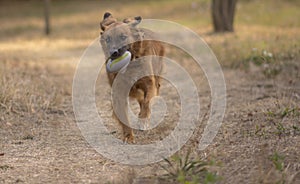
[{"left": 100, "top": 12, "right": 165, "bottom": 143}]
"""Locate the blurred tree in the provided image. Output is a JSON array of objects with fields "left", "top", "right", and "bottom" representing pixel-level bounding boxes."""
[
  {"left": 212, "top": 0, "right": 237, "bottom": 32},
  {"left": 44, "top": 0, "right": 51, "bottom": 35}
]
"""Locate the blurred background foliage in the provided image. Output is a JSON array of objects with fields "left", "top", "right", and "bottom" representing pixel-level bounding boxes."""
[{"left": 0, "top": 0, "right": 299, "bottom": 67}]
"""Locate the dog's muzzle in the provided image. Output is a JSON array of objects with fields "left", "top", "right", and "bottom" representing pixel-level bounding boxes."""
[{"left": 109, "top": 47, "right": 127, "bottom": 60}]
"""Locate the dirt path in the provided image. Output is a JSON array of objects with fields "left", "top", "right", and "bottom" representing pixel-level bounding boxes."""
[{"left": 1, "top": 54, "right": 299, "bottom": 183}]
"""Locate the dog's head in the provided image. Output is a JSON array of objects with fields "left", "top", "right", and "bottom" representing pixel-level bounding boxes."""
[{"left": 100, "top": 12, "right": 142, "bottom": 60}]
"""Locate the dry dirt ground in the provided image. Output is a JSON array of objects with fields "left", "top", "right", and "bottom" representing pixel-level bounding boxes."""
[
  {"left": 1, "top": 0, "right": 300, "bottom": 184},
  {"left": 1, "top": 44, "right": 299, "bottom": 184}
]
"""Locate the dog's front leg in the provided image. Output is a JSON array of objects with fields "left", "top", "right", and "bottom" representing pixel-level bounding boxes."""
[
  {"left": 111, "top": 72, "right": 136, "bottom": 143},
  {"left": 113, "top": 106, "right": 135, "bottom": 143}
]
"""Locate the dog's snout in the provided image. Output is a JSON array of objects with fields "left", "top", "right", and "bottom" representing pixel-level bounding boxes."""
[
  {"left": 110, "top": 49, "right": 119, "bottom": 59},
  {"left": 112, "top": 50, "right": 119, "bottom": 57}
]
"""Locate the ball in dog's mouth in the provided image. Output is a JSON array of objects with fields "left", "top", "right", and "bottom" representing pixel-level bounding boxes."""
[{"left": 106, "top": 51, "right": 131, "bottom": 73}]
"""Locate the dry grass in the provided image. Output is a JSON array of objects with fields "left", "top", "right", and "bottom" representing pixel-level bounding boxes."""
[{"left": 0, "top": 0, "right": 299, "bottom": 183}]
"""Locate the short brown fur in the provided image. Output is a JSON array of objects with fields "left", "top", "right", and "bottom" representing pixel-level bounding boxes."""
[{"left": 100, "top": 13, "right": 165, "bottom": 143}]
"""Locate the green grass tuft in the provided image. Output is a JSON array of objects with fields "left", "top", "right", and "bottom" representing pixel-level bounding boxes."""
[{"left": 159, "top": 151, "right": 221, "bottom": 184}]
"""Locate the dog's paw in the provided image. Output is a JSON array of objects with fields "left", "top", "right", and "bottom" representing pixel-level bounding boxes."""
[{"left": 123, "top": 133, "right": 135, "bottom": 144}]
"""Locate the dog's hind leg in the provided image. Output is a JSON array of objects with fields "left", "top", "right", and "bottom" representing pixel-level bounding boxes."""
[{"left": 137, "top": 76, "right": 157, "bottom": 130}]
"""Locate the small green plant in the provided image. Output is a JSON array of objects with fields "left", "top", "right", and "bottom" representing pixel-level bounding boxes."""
[
  {"left": 275, "top": 122, "right": 287, "bottom": 137},
  {"left": 265, "top": 107, "right": 300, "bottom": 137},
  {"left": 241, "top": 48, "right": 274, "bottom": 67},
  {"left": 266, "top": 110, "right": 275, "bottom": 117},
  {"left": 23, "top": 134, "right": 34, "bottom": 140},
  {"left": 204, "top": 172, "right": 219, "bottom": 184},
  {"left": 240, "top": 48, "right": 282, "bottom": 77},
  {"left": 265, "top": 152, "right": 288, "bottom": 184},
  {"left": 270, "top": 152, "right": 285, "bottom": 171},
  {"left": 292, "top": 125, "right": 300, "bottom": 135},
  {"left": 281, "top": 107, "right": 300, "bottom": 118},
  {"left": 251, "top": 49, "right": 274, "bottom": 66},
  {"left": 160, "top": 151, "right": 221, "bottom": 184},
  {"left": 0, "top": 165, "right": 13, "bottom": 171},
  {"left": 255, "top": 125, "right": 267, "bottom": 138}
]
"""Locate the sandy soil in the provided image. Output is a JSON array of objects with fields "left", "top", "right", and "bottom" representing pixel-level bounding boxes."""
[{"left": 0, "top": 46, "right": 299, "bottom": 183}]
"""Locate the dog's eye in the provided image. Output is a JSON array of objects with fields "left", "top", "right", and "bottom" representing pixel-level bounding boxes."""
[
  {"left": 120, "top": 35, "right": 127, "bottom": 41},
  {"left": 105, "top": 36, "right": 111, "bottom": 43}
]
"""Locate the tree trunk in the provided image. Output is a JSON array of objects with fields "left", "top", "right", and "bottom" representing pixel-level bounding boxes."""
[
  {"left": 212, "top": 0, "right": 237, "bottom": 32},
  {"left": 44, "top": 0, "right": 51, "bottom": 35}
]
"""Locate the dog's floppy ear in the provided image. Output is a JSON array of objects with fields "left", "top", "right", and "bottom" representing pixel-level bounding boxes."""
[
  {"left": 100, "top": 12, "right": 117, "bottom": 31},
  {"left": 123, "top": 16, "right": 142, "bottom": 27}
]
